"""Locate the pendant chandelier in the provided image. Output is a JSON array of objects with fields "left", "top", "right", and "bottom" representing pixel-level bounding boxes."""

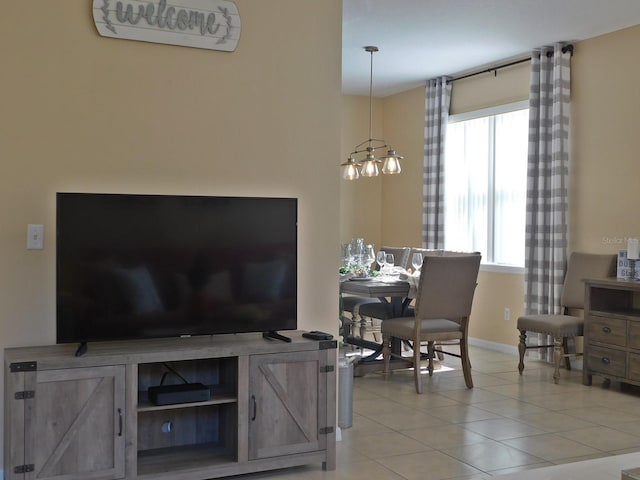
[{"left": 341, "top": 46, "right": 404, "bottom": 181}]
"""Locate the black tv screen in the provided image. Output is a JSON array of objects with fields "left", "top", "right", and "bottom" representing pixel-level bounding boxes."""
[{"left": 56, "top": 193, "right": 297, "bottom": 344}]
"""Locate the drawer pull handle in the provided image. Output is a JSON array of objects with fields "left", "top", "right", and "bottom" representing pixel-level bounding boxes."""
[
  {"left": 601, "top": 357, "right": 611, "bottom": 365},
  {"left": 251, "top": 395, "right": 257, "bottom": 421},
  {"left": 602, "top": 326, "right": 612, "bottom": 334}
]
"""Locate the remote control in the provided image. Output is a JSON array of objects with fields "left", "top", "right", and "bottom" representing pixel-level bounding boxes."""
[{"left": 302, "top": 331, "right": 334, "bottom": 341}]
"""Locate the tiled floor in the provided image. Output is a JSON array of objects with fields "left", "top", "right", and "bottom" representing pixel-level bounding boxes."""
[{"left": 241, "top": 345, "right": 640, "bottom": 479}]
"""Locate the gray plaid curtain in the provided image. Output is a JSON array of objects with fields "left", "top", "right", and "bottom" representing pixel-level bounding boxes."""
[
  {"left": 422, "top": 77, "right": 451, "bottom": 249},
  {"left": 525, "top": 44, "right": 572, "bottom": 316}
]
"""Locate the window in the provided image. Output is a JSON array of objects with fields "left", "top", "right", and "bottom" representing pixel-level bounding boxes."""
[{"left": 444, "top": 101, "right": 528, "bottom": 268}]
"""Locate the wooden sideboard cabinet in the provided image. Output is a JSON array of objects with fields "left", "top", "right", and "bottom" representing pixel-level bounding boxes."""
[
  {"left": 4, "top": 332, "right": 336, "bottom": 480},
  {"left": 583, "top": 278, "right": 640, "bottom": 386}
]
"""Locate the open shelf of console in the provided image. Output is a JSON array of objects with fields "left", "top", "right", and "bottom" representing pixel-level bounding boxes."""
[{"left": 137, "top": 443, "right": 237, "bottom": 477}]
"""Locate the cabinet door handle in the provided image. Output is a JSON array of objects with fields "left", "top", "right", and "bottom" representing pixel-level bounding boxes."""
[
  {"left": 117, "top": 408, "right": 123, "bottom": 437},
  {"left": 602, "top": 326, "right": 612, "bottom": 334},
  {"left": 601, "top": 357, "right": 611, "bottom": 365},
  {"left": 251, "top": 395, "right": 257, "bottom": 421}
]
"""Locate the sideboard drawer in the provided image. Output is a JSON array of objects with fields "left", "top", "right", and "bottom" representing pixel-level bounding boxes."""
[
  {"left": 588, "top": 316, "right": 627, "bottom": 347},
  {"left": 628, "top": 322, "right": 640, "bottom": 350},
  {"left": 628, "top": 353, "right": 640, "bottom": 382},
  {"left": 586, "top": 345, "right": 626, "bottom": 378}
]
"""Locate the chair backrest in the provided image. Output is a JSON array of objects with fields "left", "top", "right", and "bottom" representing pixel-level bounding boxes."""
[
  {"left": 413, "top": 253, "right": 482, "bottom": 320},
  {"left": 561, "top": 252, "right": 617, "bottom": 309},
  {"left": 410, "top": 248, "right": 481, "bottom": 260},
  {"left": 381, "top": 246, "right": 411, "bottom": 269}
]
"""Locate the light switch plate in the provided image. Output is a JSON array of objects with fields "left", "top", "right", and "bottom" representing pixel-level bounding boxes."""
[{"left": 27, "top": 224, "right": 44, "bottom": 250}]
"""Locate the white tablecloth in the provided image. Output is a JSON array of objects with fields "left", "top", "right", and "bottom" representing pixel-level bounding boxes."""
[{"left": 398, "top": 270, "right": 420, "bottom": 298}]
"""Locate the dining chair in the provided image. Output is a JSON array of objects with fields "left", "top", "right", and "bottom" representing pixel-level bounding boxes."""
[
  {"left": 355, "top": 299, "right": 412, "bottom": 344},
  {"left": 517, "top": 252, "right": 617, "bottom": 383},
  {"left": 381, "top": 253, "right": 481, "bottom": 393},
  {"left": 341, "top": 294, "right": 381, "bottom": 341},
  {"left": 358, "top": 250, "right": 481, "bottom": 352},
  {"left": 406, "top": 249, "right": 482, "bottom": 359},
  {"left": 381, "top": 246, "right": 411, "bottom": 270}
]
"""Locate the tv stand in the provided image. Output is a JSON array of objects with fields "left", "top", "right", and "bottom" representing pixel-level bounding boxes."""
[
  {"left": 4, "top": 332, "right": 336, "bottom": 480},
  {"left": 262, "top": 330, "right": 292, "bottom": 342},
  {"left": 74, "top": 341, "right": 88, "bottom": 357}
]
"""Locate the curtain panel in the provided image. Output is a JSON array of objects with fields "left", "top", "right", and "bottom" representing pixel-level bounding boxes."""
[
  {"left": 422, "top": 77, "right": 451, "bottom": 249},
  {"left": 524, "top": 43, "right": 572, "bottom": 317}
]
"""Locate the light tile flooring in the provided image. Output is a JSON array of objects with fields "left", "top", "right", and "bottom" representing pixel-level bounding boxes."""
[{"left": 242, "top": 346, "right": 640, "bottom": 479}]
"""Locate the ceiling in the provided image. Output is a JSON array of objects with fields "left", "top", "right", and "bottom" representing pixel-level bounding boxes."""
[{"left": 342, "top": 0, "right": 640, "bottom": 97}]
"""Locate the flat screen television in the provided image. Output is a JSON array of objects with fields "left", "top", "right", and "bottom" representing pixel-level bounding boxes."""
[{"left": 56, "top": 193, "right": 297, "bottom": 344}]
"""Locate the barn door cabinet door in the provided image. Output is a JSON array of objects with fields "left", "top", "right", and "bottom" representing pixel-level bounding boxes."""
[
  {"left": 7, "top": 364, "right": 126, "bottom": 480},
  {"left": 248, "top": 350, "right": 328, "bottom": 461}
]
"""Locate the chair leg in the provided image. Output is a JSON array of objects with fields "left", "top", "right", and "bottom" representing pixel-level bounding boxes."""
[
  {"left": 518, "top": 329, "right": 526, "bottom": 374},
  {"left": 562, "top": 337, "right": 572, "bottom": 370},
  {"left": 460, "top": 338, "right": 473, "bottom": 389},
  {"left": 382, "top": 333, "right": 391, "bottom": 379},
  {"left": 414, "top": 340, "right": 423, "bottom": 394},
  {"left": 553, "top": 336, "right": 563, "bottom": 384},
  {"left": 427, "top": 342, "right": 435, "bottom": 376}
]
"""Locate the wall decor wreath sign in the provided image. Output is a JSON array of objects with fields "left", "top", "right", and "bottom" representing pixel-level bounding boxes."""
[{"left": 92, "top": 0, "right": 241, "bottom": 51}]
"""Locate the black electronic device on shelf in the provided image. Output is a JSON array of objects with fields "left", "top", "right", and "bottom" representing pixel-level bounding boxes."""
[
  {"left": 148, "top": 382, "right": 211, "bottom": 406},
  {"left": 148, "top": 362, "right": 212, "bottom": 406}
]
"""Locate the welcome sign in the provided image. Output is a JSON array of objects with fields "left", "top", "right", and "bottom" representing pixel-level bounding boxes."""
[{"left": 92, "top": 0, "right": 241, "bottom": 51}]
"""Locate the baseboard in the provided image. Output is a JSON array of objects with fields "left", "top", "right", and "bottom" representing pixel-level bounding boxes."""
[{"left": 468, "top": 336, "right": 518, "bottom": 356}]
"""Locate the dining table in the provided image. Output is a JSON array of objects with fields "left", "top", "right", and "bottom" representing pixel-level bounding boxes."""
[{"left": 340, "top": 275, "right": 414, "bottom": 375}]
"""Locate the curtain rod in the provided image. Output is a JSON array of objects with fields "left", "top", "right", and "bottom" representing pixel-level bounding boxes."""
[{"left": 449, "top": 44, "right": 574, "bottom": 83}]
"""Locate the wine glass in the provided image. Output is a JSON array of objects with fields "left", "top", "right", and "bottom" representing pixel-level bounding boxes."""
[
  {"left": 376, "top": 250, "right": 386, "bottom": 273},
  {"left": 411, "top": 252, "right": 424, "bottom": 272},
  {"left": 350, "top": 238, "right": 364, "bottom": 269},
  {"left": 340, "top": 243, "right": 352, "bottom": 268},
  {"left": 385, "top": 253, "right": 395, "bottom": 275},
  {"left": 364, "top": 244, "right": 376, "bottom": 273}
]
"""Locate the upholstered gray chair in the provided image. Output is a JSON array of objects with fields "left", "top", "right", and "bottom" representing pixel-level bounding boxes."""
[
  {"left": 381, "top": 253, "right": 481, "bottom": 393},
  {"left": 381, "top": 246, "right": 411, "bottom": 270},
  {"left": 358, "top": 250, "right": 481, "bottom": 352},
  {"left": 517, "top": 252, "right": 617, "bottom": 383}
]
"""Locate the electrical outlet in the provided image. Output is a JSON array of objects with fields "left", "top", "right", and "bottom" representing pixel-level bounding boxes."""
[{"left": 504, "top": 307, "right": 511, "bottom": 321}]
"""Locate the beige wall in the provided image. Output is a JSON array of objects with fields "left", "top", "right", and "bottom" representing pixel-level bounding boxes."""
[
  {"left": 571, "top": 25, "right": 640, "bottom": 252},
  {"left": 339, "top": 95, "right": 383, "bottom": 248},
  {"left": 0, "top": 1, "right": 342, "bottom": 469},
  {"left": 341, "top": 24, "right": 640, "bottom": 349},
  {"left": 381, "top": 87, "right": 426, "bottom": 247}
]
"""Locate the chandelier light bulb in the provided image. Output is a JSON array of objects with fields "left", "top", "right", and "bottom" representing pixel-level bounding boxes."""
[
  {"left": 343, "top": 162, "right": 360, "bottom": 180},
  {"left": 341, "top": 156, "right": 361, "bottom": 180},
  {"left": 381, "top": 150, "right": 403, "bottom": 174},
  {"left": 360, "top": 159, "right": 379, "bottom": 177}
]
